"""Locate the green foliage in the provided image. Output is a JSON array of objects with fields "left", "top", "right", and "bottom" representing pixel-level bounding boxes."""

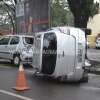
[
  {"left": 90, "top": 2, "right": 99, "bottom": 17},
  {"left": 67, "top": 0, "right": 99, "bottom": 28},
  {"left": 51, "top": 0, "right": 74, "bottom": 27},
  {"left": 0, "top": 0, "right": 16, "bottom": 32}
]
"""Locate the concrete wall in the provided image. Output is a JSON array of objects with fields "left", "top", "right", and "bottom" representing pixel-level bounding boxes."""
[{"left": 87, "top": 14, "right": 100, "bottom": 35}]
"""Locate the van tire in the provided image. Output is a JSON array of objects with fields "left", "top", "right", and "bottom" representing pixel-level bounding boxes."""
[{"left": 13, "top": 55, "right": 21, "bottom": 66}]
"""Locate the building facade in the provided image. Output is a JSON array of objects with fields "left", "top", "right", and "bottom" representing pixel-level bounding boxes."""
[
  {"left": 87, "top": 0, "right": 100, "bottom": 35},
  {"left": 87, "top": 14, "right": 100, "bottom": 35},
  {"left": 16, "top": 0, "right": 50, "bottom": 35}
]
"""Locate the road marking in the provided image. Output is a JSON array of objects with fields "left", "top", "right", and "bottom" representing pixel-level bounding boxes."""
[{"left": 0, "top": 90, "right": 35, "bottom": 100}]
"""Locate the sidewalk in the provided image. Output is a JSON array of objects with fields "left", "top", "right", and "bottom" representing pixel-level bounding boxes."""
[
  {"left": 87, "top": 48, "right": 100, "bottom": 74},
  {"left": 87, "top": 60, "right": 100, "bottom": 75}
]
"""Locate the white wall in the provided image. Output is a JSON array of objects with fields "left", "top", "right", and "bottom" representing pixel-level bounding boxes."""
[{"left": 87, "top": 14, "right": 100, "bottom": 35}]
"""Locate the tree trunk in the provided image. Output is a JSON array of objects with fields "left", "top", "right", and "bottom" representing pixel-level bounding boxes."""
[
  {"left": 4, "top": 2, "right": 16, "bottom": 34},
  {"left": 74, "top": 14, "right": 88, "bottom": 28},
  {"left": 6, "top": 9, "right": 15, "bottom": 34}
]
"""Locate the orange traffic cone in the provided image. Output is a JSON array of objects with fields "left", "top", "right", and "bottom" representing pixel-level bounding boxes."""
[{"left": 13, "top": 63, "right": 30, "bottom": 91}]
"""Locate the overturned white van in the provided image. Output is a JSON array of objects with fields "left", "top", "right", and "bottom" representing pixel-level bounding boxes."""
[{"left": 32, "top": 26, "right": 88, "bottom": 82}]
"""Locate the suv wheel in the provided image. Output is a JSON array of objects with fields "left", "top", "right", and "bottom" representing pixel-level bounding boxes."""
[{"left": 13, "top": 55, "right": 20, "bottom": 66}]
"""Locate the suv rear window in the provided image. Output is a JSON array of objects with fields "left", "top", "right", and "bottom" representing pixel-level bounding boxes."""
[{"left": 24, "top": 37, "right": 34, "bottom": 45}]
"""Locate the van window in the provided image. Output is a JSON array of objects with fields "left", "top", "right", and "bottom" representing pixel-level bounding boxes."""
[
  {"left": 42, "top": 33, "right": 57, "bottom": 74},
  {"left": 10, "top": 36, "right": 19, "bottom": 45},
  {"left": 24, "top": 37, "right": 34, "bottom": 45},
  {"left": 0, "top": 37, "right": 10, "bottom": 45}
]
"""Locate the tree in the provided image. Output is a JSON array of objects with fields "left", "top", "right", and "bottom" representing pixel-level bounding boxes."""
[
  {"left": 67, "top": 0, "right": 99, "bottom": 28},
  {"left": 0, "top": 0, "right": 17, "bottom": 33},
  {"left": 51, "top": 0, "right": 74, "bottom": 27}
]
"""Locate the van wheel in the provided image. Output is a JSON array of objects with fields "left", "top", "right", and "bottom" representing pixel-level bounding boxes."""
[{"left": 13, "top": 55, "right": 20, "bottom": 66}]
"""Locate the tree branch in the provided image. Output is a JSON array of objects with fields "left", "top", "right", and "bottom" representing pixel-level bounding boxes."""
[{"left": 14, "top": 0, "right": 17, "bottom": 4}]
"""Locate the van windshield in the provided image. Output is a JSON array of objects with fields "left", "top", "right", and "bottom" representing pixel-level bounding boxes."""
[{"left": 24, "top": 37, "right": 34, "bottom": 45}]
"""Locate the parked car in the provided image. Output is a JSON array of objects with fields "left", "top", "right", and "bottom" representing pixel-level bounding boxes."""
[
  {"left": 0, "top": 35, "right": 34, "bottom": 66},
  {"left": 96, "top": 37, "right": 100, "bottom": 49}
]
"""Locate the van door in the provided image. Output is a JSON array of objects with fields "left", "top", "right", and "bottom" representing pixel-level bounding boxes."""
[
  {"left": 41, "top": 33, "right": 57, "bottom": 75},
  {"left": 57, "top": 34, "right": 76, "bottom": 76}
]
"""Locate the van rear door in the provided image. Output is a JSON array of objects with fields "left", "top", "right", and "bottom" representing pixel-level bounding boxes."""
[{"left": 56, "top": 34, "right": 76, "bottom": 76}]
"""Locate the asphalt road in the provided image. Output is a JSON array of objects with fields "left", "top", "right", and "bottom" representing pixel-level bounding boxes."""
[
  {"left": 0, "top": 48, "right": 99, "bottom": 100},
  {"left": 87, "top": 48, "right": 100, "bottom": 70},
  {"left": 0, "top": 67, "right": 100, "bottom": 100},
  {"left": 87, "top": 48, "right": 100, "bottom": 62}
]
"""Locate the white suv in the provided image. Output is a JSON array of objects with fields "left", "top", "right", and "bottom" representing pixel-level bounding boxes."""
[
  {"left": 96, "top": 37, "right": 100, "bottom": 49},
  {"left": 0, "top": 35, "right": 34, "bottom": 66}
]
